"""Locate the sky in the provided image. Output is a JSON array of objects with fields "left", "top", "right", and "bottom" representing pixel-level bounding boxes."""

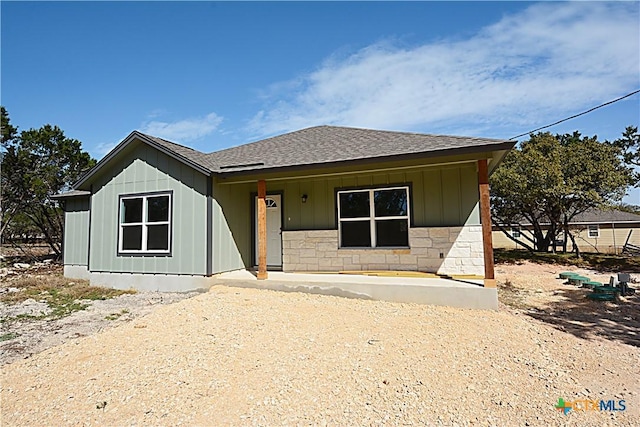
[{"left": 2, "top": 1, "right": 639, "bottom": 202}]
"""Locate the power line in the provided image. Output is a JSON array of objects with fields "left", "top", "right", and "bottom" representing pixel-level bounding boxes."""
[{"left": 509, "top": 89, "right": 640, "bottom": 140}]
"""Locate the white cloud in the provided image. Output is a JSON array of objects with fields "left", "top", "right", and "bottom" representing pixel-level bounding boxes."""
[
  {"left": 140, "top": 112, "right": 223, "bottom": 143},
  {"left": 94, "top": 141, "right": 119, "bottom": 158},
  {"left": 248, "top": 2, "right": 639, "bottom": 139},
  {"left": 89, "top": 112, "right": 224, "bottom": 159}
]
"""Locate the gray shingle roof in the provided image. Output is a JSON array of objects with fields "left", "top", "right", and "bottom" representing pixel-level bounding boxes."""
[
  {"left": 500, "top": 208, "right": 640, "bottom": 226},
  {"left": 69, "top": 125, "right": 513, "bottom": 194},
  {"left": 141, "top": 133, "right": 220, "bottom": 172},
  {"left": 209, "top": 125, "right": 512, "bottom": 172},
  {"left": 571, "top": 208, "right": 640, "bottom": 224}
]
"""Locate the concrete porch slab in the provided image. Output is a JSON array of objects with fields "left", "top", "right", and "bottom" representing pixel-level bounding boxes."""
[{"left": 212, "top": 270, "right": 497, "bottom": 310}]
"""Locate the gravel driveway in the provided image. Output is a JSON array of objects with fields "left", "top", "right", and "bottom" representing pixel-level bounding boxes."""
[{"left": 1, "top": 265, "right": 639, "bottom": 426}]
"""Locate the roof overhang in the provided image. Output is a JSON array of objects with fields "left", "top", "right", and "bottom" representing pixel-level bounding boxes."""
[
  {"left": 51, "top": 190, "right": 91, "bottom": 199},
  {"left": 216, "top": 141, "right": 515, "bottom": 180},
  {"left": 72, "top": 131, "right": 212, "bottom": 190},
  {"left": 496, "top": 219, "right": 640, "bottom": 227}
]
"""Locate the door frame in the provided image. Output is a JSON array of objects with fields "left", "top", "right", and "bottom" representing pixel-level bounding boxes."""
[{"left": 250, "top": 190, "right": 284, "bottom": 269}]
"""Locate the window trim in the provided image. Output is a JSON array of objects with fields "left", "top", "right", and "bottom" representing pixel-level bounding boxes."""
[
  {"left": 511, "top": 226, "right": 521, "bottom": 238},
  {"left": 265, "top": 197, "right": 278, "bottom": 209},
  {"left": 117, "top": 191, "right": 173, "bottom": 256},
  {"left": 587, "top": 224, "right": 600, "bottom": 238},
  {"left": 337, "top": 185, "right": 410, "bottom": 248}
]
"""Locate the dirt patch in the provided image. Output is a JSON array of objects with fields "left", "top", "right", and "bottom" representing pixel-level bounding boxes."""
[
  {"left": 0, "top": 265, "right": 200, "bottom": 365},
  {"left": 0, "top": 263, "right": 638, "bottom": 425},
  {"left": 497, "top": 261, "right": 640, "bottom": 347}
]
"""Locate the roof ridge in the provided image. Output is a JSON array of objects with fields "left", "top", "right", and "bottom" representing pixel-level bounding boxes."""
[
  {"left": 132, "top": 131, "right": 219, "bottom": 172},
  {"left": 311, "top": 125, "right": 508, "bottom": 142},
  {"left": 586, "top": 207, "right": 640, "bottom": 219},
  {"left": 136, "top": 131, "right": 208, "bottom": 155},
  {"left": 208, "top": 126, "right": 508, "bottom": 157}
]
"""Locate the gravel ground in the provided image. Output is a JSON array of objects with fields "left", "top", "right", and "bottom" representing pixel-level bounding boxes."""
[
  {"left": 1, "top": 264, "right": 639, "bottom": 426},
  {"left": 0, "top": 291, "right": 201, "bottom": 366}
]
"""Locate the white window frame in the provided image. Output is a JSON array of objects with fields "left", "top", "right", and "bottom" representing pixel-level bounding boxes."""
[
  {"left": 337, "top": 186, "right": 410, "bottom": 248},
  {"left": 511, "top": 226, "right": 521, "bottom": 238},
  {"left": 118, "top": 192, "right": 172, "bottom": 255},
  {"left": 587, "top": 225, "right": 600, "bottom": 238}
]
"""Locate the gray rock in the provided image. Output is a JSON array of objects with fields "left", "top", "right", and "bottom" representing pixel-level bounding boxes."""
[
  {"left": 13, "top": 263, "right": 31, "bottom": 269},
  {"left": 3, "top": 298, "right": 52, "bottom": 318}
]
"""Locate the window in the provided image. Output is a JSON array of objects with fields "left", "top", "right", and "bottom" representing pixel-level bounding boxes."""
[
  {"left": 337, "top": 186, "right": 410, "bottom": 248},
  {"left": 265, "top": 197, "right": 278, "bottom": 208},
  {"left": 588, "top": 225, "right": 599, "bottom": 238},
  {"left": 118, "top": 192, "right": 172, "bottom": 254},
  {"left": 511, "top": 227, "right": 521, "bottom": 238}
]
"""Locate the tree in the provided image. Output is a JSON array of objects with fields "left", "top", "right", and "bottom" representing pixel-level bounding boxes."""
[
  {"left": 1, "top": 108, "right": 95, "bottom": 256},
  {"left": 490, "top": 133, "right": 559, "bottom": 252},
  {"left": 491, "top": 131, "right": 634, "bottom": 254},
  {"left": 1, "top": 107, "right": 20, "bottom": 238},
  {"left": 1, "top": 106, "right": 17, "bottom": 144},
  {"left": 612, "top": 126, "right": 640, "bottom": 186},
  {"left": 616, "top": 202, "right": 640, "bottom": 215}
]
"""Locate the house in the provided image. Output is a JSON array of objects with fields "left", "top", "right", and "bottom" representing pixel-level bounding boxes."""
[
  {"left": 493, "top": 208, "right": 640, "bottom": 254},
  {"left": 55, "top": 126, "right": 514, "bottom": 307}
]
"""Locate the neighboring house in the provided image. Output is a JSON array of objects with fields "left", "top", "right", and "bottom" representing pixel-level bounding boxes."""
[
  {"left": 55, "top": 125, "right": 514, "bottom": 293},
  {"left": 493, "top": 208, "right": 640, "bottom": 254}
]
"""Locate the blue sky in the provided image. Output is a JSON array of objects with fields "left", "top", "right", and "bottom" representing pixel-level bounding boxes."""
[{"left": 2, "top": 1, "right": 639, "bottom": 202}]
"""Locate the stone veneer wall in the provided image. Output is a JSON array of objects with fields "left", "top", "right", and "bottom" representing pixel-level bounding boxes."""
[{"left": 282, "top": 226, "right": 485, "bottom": 276}]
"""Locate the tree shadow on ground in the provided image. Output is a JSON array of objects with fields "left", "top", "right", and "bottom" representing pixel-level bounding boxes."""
[
  {"left": 494, "top": 249, "right": 640, "bottom": 273},
  {"left": 1, "top": 244, "right": 57, "bottom": 265},
  {"left": 526, "top": 286, "right": 640, "bottom": 347}
]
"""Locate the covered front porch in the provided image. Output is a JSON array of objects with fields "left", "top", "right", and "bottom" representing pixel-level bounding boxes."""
[
  {"left": 210, "top": 269, "right": 498, "bottom": 310},
  {"left": 241, "top": 158, "right": 496, "bottom": 287}
]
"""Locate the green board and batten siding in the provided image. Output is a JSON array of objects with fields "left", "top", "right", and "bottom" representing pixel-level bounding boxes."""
[
  {"left": 211, "top": 198, "right": 245, "bottom": 273},
  {"left": 214, "top": 161, "right": 481, "bottom": 267},
  {"left": 88, "top": 142, "right": 209, "bottom": 275},
  {"left": 63, "top": 197, "right": 90, "bottom": 266},
  {"left": 211, "top": 182, "right": 252, "bottom": 268},
  {"left": 63, "top": 140, "right": 483, "bottom": 275}
]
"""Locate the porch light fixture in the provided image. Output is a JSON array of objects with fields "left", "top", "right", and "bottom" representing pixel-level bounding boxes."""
[{"left": 301, "top": 194, "right": 308, "bottom": 203}]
